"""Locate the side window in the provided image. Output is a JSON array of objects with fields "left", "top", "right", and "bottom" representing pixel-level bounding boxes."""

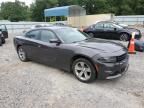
[
  {"left": 104, "top": 23, "right": 114, "bottom": 29},
  {"left": 94, "top": 23, "right": 104, "bottom": 29},
  {"left": 40, "top": 30, "right": 56, "bottom": 42},
  {"left": 25, "top": 30, "right": 40, "bottom": 40}
]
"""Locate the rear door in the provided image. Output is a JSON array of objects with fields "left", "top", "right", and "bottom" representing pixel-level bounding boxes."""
[
  {"left": 24, "top": 30, "right": 41, "bottom": 59},
  {"left": 0, "top": 24, "right": 8, "bottom": 38}
]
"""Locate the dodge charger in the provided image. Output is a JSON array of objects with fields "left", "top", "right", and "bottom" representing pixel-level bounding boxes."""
[{"left": 13, "top": 26, "right": 129, "bottom": 83}]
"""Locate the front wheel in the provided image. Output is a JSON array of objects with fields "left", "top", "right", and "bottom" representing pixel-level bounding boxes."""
[
  {"left": 2, "top": 37, "right": 5, "bottom": 44},
  {"left": 88, "top": 33, "right": 94, "bottom": 38},
  {"left": 120, "top": 33, "right": 129, "bottom": 41},
  {"left": 72, "top": 58, "right": 96, "bottom": 83},
  {"left": 0, "top": 38, "right": 2, "bottom": 46},
  {"left": 17, "top": 46, "right": 28, "bottom": 62}
]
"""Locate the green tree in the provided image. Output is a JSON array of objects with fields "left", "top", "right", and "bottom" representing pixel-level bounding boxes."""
[
  {"left": 30, "top": 0, "right": 144, "bottom": 21},
  {"left": 134, "top": 0, "right": 144, "bottom": 15},
  {"left": 31, "top": 0, "right": 57, "bottom": 21},
  {"left": 77, "top": 0, "right": 109, "bottom": 14},
  {"left": 1, "top": 0, "right": 30, "bottom": 21},
  {"left": 1, "top": 0, "right": 144, "bottom": 21},
  {"left": 57, "top": 0, "right": 77, "bottom": 6}
]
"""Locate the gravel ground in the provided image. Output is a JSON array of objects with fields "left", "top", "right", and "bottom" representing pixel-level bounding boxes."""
[{"left": 0, "top": 31, "right": 144, "bottom": 108}]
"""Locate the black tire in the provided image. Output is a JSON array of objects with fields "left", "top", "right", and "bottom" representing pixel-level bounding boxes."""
[
  {"left": 88, "top": 33, "right": 94, "bottom": 38},
  {"left": 72, "top": 58, "right": 96, "bottom": 83},
  {"left": 120, "top": 33, "right": 129, "bottom": 41},
  {"left": 1, "top": 37, "right": 5, "bottom": 44},
  {"left": 17, "top": 46, "right": 28, "bottom": 62},
  {"left": 0, "top": 38, "right": 2, "bottom": 46}
]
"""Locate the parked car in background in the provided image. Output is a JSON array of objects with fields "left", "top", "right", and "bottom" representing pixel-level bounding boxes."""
[
  {"left": 110, "top": 21, "right": 128, "bottom": 27},
  {"left": 53, "top": 23, "right": 78, "bottom": 30},
  {"left": 95, "top": 21, "right": 128, "bottom": 28},
  {"left": 14, "top": 26, "right": 129, "bottom": 83},
  {"left": 30, "top": 24, "right": 52, "bottom": 29},
  {"left": 83, "top": 21, "right": 141, "bottom": 41},
  {"left": 0, "top": 24, "right": 8, "bottom": 39},
  {"left": 0, "top": 31, "right": 2, "bottom": 46},
  {"left": 0, "top": 30, "right": 5, "bottom": 46},
  {"left": 53, "top": 22, "right": 65, "bottom": 26},
  {"left": 135, "top": 39, "right": 144, "bottom": 52}
]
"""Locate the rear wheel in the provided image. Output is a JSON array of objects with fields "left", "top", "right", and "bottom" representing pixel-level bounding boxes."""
[
  {"left": 120, "top": 33, "right": 129, "bottom": 41},
  {"left": 72, "top": 58, "right": 96, "bottom": 83},
  {"left": 17, "top": 46, "right": 28, "bottom": 62}
]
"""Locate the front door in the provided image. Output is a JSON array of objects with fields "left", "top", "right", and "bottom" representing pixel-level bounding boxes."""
[
  {"left": 23, "top": 30, "right": 41, "bottom": 60},
  {"left": 36, "top": 29, "right": 58, "bottom": 65},
  {"left": 103, "top": 23, "right": 118, "bottom": 39}
]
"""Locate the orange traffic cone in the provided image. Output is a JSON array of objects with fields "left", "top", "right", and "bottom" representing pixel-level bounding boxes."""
[{"left": 128, "top": 32, "right": 136, "bottom": 54}]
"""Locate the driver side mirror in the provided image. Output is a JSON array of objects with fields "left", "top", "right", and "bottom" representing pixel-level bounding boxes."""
[
  {"left": 0, "top": 29, "right": 2, "bottom": 31},
  {"left": 49, "top": 39, "right": 61, "bottom": 44}
]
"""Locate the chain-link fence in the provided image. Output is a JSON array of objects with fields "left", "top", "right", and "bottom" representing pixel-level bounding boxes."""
[
  {"left": 114, "top": 15, "right": 144, "bottom": 27},
  {"left": 0, "top": 21, "right": 66, "bottom": 35}
]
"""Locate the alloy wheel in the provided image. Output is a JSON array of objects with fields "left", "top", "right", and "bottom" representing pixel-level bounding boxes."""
[
  {"left": 18, "top": 47, "right": 26, "bottom": 61},
  {"left": 120, "top": 33, "right": 129, "bottom": 41},
  {"left": 74, "top": 61, "right": 92, "bottom": 81}
]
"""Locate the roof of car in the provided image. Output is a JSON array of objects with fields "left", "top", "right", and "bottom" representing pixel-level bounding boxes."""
[
  {"left": 95, "top": 21, "right": 114, "bottom": 24},
  {"left": 33, "top": 26, "right": 71, "bottom": 30}
]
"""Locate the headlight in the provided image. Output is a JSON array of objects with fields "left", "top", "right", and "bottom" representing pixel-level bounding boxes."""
[{"left": 98, "top": 57, "right": 116, "bottom": 63}]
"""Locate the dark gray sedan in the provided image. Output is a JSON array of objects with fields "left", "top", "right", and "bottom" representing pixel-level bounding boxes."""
[
  {"left": 13, "top": 26, "right": 129, "bottom": 83},
  {"left": 0, "top": 30, "right": 5, "bottom": 46},
  {"left": 83, "top": 21, "right": 141, "bottom": 41}
]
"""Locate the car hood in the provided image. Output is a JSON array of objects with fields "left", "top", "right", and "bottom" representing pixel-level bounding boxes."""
[{"left": 76, "top": 39, "right": 125, "bottom": 53}]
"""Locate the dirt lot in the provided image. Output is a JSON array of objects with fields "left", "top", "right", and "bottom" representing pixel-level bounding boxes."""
[{"left": 0, "top": 31, "right": 144, "bottom": 108}]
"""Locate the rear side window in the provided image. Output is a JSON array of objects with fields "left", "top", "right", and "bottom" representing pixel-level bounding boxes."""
[
  {"left": 40, "top": 30, "right": 56, "bottom": 42},
  {"left": 25, "top": 30, "right": 40, "bottom": 40}
]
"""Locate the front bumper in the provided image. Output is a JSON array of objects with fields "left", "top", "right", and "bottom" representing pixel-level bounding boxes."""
[{"left": 95, "top": 58, "right": 129, "bottom": 80}]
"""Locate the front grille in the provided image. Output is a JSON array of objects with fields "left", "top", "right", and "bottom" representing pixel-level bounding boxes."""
[{"left": 116, "top": 53, "right": 127, "bottom": 62}]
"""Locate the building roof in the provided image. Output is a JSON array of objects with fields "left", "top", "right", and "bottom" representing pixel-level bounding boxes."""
[{"left": 44, "top": 5, "right": 86, "bottom": 17}]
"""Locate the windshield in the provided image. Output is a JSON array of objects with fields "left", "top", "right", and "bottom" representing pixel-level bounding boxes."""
[{"left": 55, "top": 28, "right": 87, "bottom": 43}]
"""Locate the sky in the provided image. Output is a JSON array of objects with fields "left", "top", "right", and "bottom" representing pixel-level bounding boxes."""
[{"left": 0, "top": 0, "right": 34, "bottom": 6}]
